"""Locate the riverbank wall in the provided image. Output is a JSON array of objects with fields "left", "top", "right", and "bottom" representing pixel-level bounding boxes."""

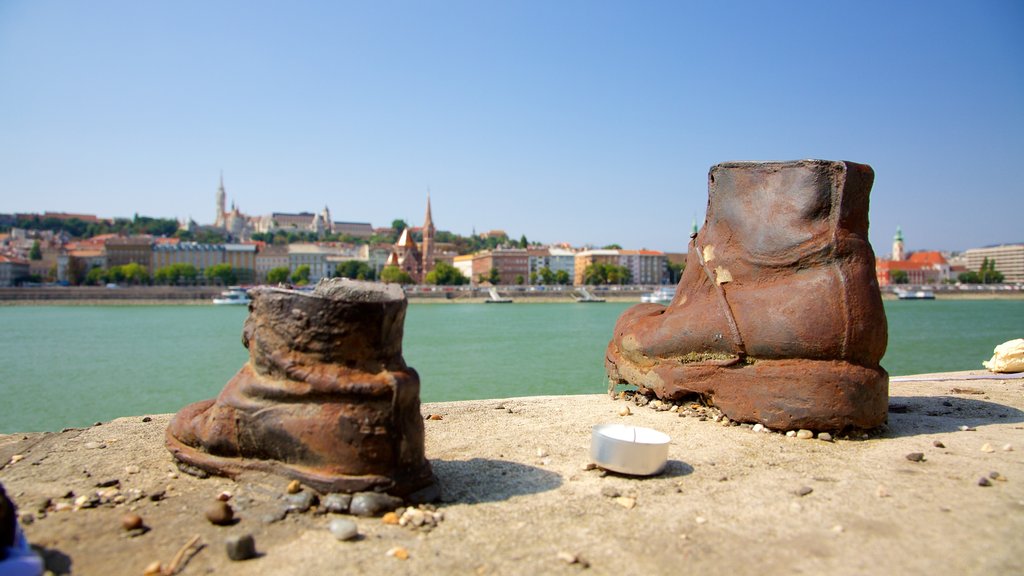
[
  {"left": 1, "top": 285, "right": 1021, "bottom": 305},
  {"left": 1, "top": 370, "right": 1021, "bottom": 574}
]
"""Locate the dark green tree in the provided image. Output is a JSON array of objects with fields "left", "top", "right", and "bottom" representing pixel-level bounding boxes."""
[
  {"left": 380, "top": 265, "right": 414, "bottom": 284},
  {"left": 266, "top": 266, "right": 291, "bottom": 284},
  {"left": 334, "top": 260, "right": 376, "bottom": 281},
  {"left": 120, "top": 262, "right": 150, "bottom": 285},
  {"left": 424, "top": 261, "right": 468, "bottom": 285},
  {"left": 291, "top": 265, "right": 311, "bottom": 286},
  {"left": 667, "top": 262, "right": 685, "bottom": 284},
  {"left": 29, "top": 240, "right": 42, "bottom": 260},
  {"left": 205, "top": 263, "right": 237, "bottom": 286},
  {"left": 890, "top": 270, "right": 909, "bottom": 284},
  {"left": 554, "top": 270, "right": 570, "bottom": 285}
]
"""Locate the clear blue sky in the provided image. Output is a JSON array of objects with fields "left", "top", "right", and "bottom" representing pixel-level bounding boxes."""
[{"left": 1, "top": 1, "right": 1021, "bottom": 255}]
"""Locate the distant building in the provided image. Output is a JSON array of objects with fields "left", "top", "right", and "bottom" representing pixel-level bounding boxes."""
[
  {"left": 0, "top": 255, "right": 30, "bottom": 286},
  {"left": 574, "top": 249, "right": 620, "bottom": 285},
  {"left": 527, "top": 247, "right": 576, "bottom": 284},
  {"left": 386, "top": 195, "right": 437, "bottom": 283},
  {"left": 288, "top": 243, "right": 339, "bottom": 283},
  {"left": 255, "top": 244, "right": 289, "bottom": 282},
  {"left": 333, "top": 222, "right": 374, "bottom": 239},
  {"left": 224, "top": 243, "right": 258, "bottom": 283},
  {"left": 619, "top": 250, "right": 668, "bottom": 285},
  {"left": 106, "top": 236, "right": 154, "bottom": 269},
  {"left": 964, "top": 244, "right": 1024, "bottom": 284},
  {"left": 875, "top": 227, "right": 951, "bottom": 286},
  {"left": 152, "top": 242, "right": 224, "bottom": 275},
  {"left": 876, "top": 251, "right": 950, "bottom": 286},
  {"left": 472, "top": 248, "right": 529, "bottom": 285},
  {"left": 453, "top": 254, "right": 474, "bottom": 282}
]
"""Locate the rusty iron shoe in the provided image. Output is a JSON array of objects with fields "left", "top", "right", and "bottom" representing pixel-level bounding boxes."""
[
  {"left": 607, "top": 160, "right": 889, "bottom": 431},
  {"left": 167, "top": 279, "right": 434, "bottom": 495}
]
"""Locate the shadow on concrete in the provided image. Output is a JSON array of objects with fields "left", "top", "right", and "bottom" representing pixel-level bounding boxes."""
[
  {"left": 601, "top": 459, "right": 694, "bottom": 480},
  {"left": 431, "top": 458, "right": 562, "bottom": 504},
  {"left": 30, "top": 545, "right": 72, "bottom": 575},
  {"left": 884, "top": 395, "right": 1024, "bottom": 438}
]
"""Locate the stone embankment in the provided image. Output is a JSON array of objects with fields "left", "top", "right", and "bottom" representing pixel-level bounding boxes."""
[{"left": 1, "top": 370, "right": 1022, "bottom": 575}]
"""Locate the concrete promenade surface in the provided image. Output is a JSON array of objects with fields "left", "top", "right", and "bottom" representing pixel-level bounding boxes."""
[{"left": 1, "top": 370, "right": 1022, "bottom": 575}]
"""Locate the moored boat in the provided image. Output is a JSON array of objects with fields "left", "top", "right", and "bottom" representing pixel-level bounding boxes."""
[
  {"left": 640, "top": 286, "right": 675, "bottom": 304},
  {"left": 213, "top": 286, "right": 251, "bottom": 305}
]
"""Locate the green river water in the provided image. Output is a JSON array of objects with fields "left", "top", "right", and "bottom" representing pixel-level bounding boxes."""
[{"left": 1, "top": 300, "right": 1021, "bottom": 433}]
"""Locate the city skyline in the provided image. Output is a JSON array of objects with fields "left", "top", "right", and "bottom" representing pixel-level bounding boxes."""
[{"left": 2, "top": 1, "right": 1022, "bottom": 254}]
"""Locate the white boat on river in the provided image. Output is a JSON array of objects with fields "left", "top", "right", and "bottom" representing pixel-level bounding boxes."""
[{"left": 213, "top": 287, "right": 251, "bottom": 305}]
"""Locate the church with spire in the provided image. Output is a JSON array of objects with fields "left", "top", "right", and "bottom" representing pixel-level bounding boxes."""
[{"left": 386, "top": 194, "right": 437, "bottom": 283}]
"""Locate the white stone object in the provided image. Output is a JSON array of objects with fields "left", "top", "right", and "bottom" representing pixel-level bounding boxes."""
[{"left": 982, "top": 338, "right": 1024, "bottom": 373}]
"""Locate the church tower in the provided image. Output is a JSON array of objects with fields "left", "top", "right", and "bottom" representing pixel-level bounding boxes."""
[
  {"left": 215, "top": 172, "right": 227, "bottom": 228},
  {"left": 421, "top": 192, "right": 436, "bottom": 276},
  {"left": 892, "top": 226, "right": 905, "bottom": 261}
]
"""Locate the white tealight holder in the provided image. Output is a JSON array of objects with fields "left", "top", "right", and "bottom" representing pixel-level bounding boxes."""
[{"left": 591, "top": 423, "right": 670, "bottom": 476}]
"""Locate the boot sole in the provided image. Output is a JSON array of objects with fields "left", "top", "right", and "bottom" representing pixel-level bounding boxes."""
[
  {"left": 607, "top": 352, "right": 888, "bottom": 431},
  {"left": 166, "top": 399, "right": 435, "bottom": 496}
]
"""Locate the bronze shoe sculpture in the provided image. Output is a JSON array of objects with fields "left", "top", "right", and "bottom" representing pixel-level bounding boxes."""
[
  {"left": 167, "top": 279, "right": 434, "bottom": 495},
  {"left": 607, "top": 160, "right": 888, "bottom": 430}
]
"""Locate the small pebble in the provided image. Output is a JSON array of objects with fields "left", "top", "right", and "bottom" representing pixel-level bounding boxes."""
[
  {"left": 9, "top": 454, "right": 24, "bottom": 464},
  {"left": 614, "top": 496, "right": 636, "bottom": 509},
  {"left": 981, "top": 443, "right": 995, "bottom": 453},
  {"left": 989, "top": 471, "right": 1006, "bottom": 482},
  {"left": 752, "top": 423, "right": 764, "bottom": 433},
  {"left": 876, "top": 486, "right": 891, "bottom": 498},
  {"left": 817, "top": 432, "right": 833, "bottom": 442},
  {"left": 428, "top": 414, "right": 443, "bottom": 421},
  {"left": 796, "top": 429, "right": 814, "bottom": 440},
  {"left": 786, "top": 431, "right": 796, "bottom": 438},
  {"left": 350, "top": 492, "right": 403, "bottom": 517},
  {"left": 83, "top": 441, "right": 105, "bottom": 450},
  {"left": 619, "top": 406, "right": 631, "bottom": 417},
  {"left": 933, "top": 440, "right": 945, "bottom": 448},
  {"left": 143, "top": 561, "right": 163, "bottom": 576},
  {"left": 261, "top": 507, "right": 288, "bottom": 524},
  {"left": 225, "top": 534, "right": 257, "bottom": 561},
  {"left": 125, "top": 465, "right": 140, "bottom": 475},
  {"left": 958, "top": 425, "right": 976, "bottom": 432},
  {"left": 796, "top": 486, "right": 813, "bottom": 497},
  {"left": 286, "top": 480, "right": 302, "bottom": 494},
  {"left": 556, "top": 551, "right": 590, "bottom": 567},
  {"left": 322, "top": 493, "right": 352, "bottom": 514},
  {"left": 285, "top": 491, "right": 316, "bottom": 513},
  {"left": 600, "top": 485, "right": 621, "bottom": 498},
  {"left": 695, "top": 516, "right": 707, "bottom": 525},
  {"left": 329, "top": 518, "right": 359, "bottom": 541},
  {"left": 1002, "top": 443, "right": 1014, "bottom": 452},
  {"left": 387, "top": 546, "right": 409, "bottom": 560},
  {"left": 382, "top": 511, "right": 399, "bottom": 525},
  {"left": 121, "top": 513, "right": 144, "bottom": 531},
  {"left": 206, "top": 501, "right": 234, "bottom": 525},
  {"left": 217, "top": 491, "right": 232, "bottom": 502},
  {"left": 905, "top": 452, "right": 925, "bottom": 462},
  {"left": 536, "top": 447, "right": 548, "bottom": 458},
  {"left": 978, "top": 477, "right": 992, "bottom": 487},
  {"left": 141, "top": 416, "right": 152, "bottom": 423}
]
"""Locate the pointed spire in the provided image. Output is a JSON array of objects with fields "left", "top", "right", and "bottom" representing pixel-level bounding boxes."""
[
  {"left": 894, "top": 225, "right": 904, "bottom": 242},
  {"left": 423, "top": 189, "right": 434, "bottom": 232},
  {"left": 691, "top": 218, "right": 698, "bottom": 236}
]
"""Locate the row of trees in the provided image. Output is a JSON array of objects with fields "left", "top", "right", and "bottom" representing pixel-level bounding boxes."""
[
  {"left": 582, "top": 263, "right": 632, "bottom": 285},
  {"left": 81, "top": 263, "right": 241, "bottom": 286},
  {"left": 7, "top": 214, "right": 180, "bottom": 239}
]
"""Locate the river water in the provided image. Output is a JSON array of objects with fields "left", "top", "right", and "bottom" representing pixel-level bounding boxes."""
[{"left": 0, "top": 300, "right": 1020, "bottom": 433}]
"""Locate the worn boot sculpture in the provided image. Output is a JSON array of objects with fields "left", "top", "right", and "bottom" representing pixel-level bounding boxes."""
[
  {"left": 607, "top": 160, "right": 888, "bottom": 430},
  {"left": 167, "top": 279, "right": 434, "bottom": 495}
]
